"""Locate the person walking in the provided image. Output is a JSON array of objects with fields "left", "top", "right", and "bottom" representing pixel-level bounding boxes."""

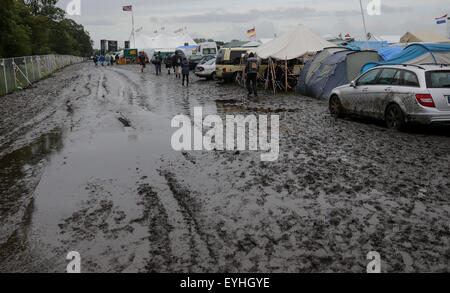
[
  {"left": 181, "top": 56, "right": 190, "bottom": 87},
  {"left": 138, "top": 52, "right": 146, "bottom": 73},
  {"left": 115, "top": 54, "right": 120, "bottom": 65},
  {"left": 245, "top": 52, "right": 259, "bottom": 97},
  {"left": 172, "top": 53, "right": 182, "bottom": 78},
  {"left": 105, "top": 53, "right": 111, "bottom": 66},
  {"left": 93, "top": 55, "right": 99, "bottom": 66},
  {"left": 110, "top": 53, "right": 115, "bottom": 66},
  {"left": 164, "top": 53, "right": 173, "bottom": 75},
  {"left": 154, "top": 52, "right": 162, "bottom": 75},
  {"left": 99, "top": 54, "right": 105, "bottom": 66}
]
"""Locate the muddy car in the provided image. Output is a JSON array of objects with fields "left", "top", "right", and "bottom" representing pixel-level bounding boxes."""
[{"left": 329, "top": 64, "right": 450, "bottom": 130}]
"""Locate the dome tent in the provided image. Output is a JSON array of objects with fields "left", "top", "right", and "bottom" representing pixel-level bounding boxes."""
[
  {"left": 297, "top": 50, "right": 381, "bottom": 99},
  {"left": 362, "top": 43, "right": 450, "bottom": 73}
]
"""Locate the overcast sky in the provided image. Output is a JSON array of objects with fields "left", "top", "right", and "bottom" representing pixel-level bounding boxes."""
[{"left": 56, "top": 0, "right": 450, "bottom": 48}]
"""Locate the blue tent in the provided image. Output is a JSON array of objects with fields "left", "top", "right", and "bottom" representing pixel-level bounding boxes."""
[
  {"left": 362, "top": 43, "right": 450, "bottom": 73},
  {"left": 297, "top": 50, "right": 381, "bottom": 99},
  {"left": 347, "top": 41, "right": 389, "bottom": 51},
  {"left": 378, "top": 46, "right": 403, "bottom": 60}
]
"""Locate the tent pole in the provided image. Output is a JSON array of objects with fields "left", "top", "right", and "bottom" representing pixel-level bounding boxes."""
[
  {"left": 285, "top": 57, "right": 288, "bottom": 93},
  {"left": 359, "top": 0, "right": 370, "bottom": 49}
]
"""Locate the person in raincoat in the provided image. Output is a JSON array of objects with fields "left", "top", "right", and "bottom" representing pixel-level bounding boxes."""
[
  {"left": 138, "top": 52, "right": 146, "bottom": 73},
  {"left": 99, "top": 54, "right": 105, "bottom": 66},
  {"left": 181, "top": 56, "right": 190, "bottom": 87},
  {"left": 105, "top": 53, "right": 111, "bottom": 66},
  {"left": 164, "top": 54, "right": 173, "bottom": 75}
]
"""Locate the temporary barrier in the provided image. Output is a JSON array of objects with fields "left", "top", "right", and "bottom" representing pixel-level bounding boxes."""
[{"left": 0, "top": 55, "right": 85, "bottom": 96}]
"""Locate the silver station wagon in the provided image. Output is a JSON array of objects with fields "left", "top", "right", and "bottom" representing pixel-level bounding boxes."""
[{"left": 329, "top": 64, "right": 450, "bottom": 130}]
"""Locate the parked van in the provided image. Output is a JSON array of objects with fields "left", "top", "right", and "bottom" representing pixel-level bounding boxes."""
[
  {"left": 216, "top": 47, "right": 269, "bottom": 83},
  {"left": 215, "top": 47, "right": 254, "bottom": 83},
  {"left": 197, "top": 42, "right": 218, "bottom": 56}
]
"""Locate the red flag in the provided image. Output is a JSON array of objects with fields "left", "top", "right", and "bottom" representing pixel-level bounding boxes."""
[{"left": 122, "top": 6, "right": 133, "bottom": 12}]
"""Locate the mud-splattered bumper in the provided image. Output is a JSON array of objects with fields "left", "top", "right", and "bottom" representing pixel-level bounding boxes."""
[{"left": 407, "top": 112, "right": 450, "bottom": 124}]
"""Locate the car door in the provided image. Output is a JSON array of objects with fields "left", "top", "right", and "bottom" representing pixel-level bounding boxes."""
[
  {"left": 346, "top": 69, "right": 382, "bottom": 115},
  {"left": 365, "top": 68, "right": 399, "bottom": 118}
]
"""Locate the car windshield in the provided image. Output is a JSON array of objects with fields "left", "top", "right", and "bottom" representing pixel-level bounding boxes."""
[
  {"left": 426, "top": 71, "right": 450, "bottom": 88},
  {"left": 190, "top": 56, "right": 203, "bottom": 61}
]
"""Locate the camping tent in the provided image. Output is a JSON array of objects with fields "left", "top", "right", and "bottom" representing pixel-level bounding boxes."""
[
  {"left": 242, "top": 40, "right": 262, "bottom": 48},
  {"left": 297, "top": 50, "right": 381, "bottom": 99},
  {"left": 362, "top": 43, "right": 450, "bottom": 73},
  {"left": 255, "top": 24, "right": 333, "bottom": 60},
  {"left": 400, "top": 31, "right": 450, "bottom": 44},
  {"left": 378, "top": 46, "right": 404, "bottom": 60},
  {"left": 298, "top": 47, "right": 351, "bottom": 94},
  {"left": 134, "top": 32, "right": 197, "bottom": 51}
]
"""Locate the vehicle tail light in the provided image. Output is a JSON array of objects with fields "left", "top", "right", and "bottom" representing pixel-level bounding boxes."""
[
  {"left": 199, "top": 67, "right": 204, "bottom": 71},
  {"left": 415, "top": 94, "right": 435, "bottom": 108},
  {"left": 223, "top": 68, "right": 227, "bottom": 73}
]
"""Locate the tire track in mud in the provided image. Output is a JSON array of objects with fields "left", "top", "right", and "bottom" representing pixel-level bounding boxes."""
[
  {"left": 108, "top": 68, "right": 152, "bottom": 111},
  {"left": 158, "top": 168, "right": 220, "bottom": 272},
  {"left": 131, "top": 183, "right": 174, "bottom": 272}
]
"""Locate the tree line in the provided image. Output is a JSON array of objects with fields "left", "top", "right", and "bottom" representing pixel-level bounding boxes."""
[{"left": 0, "top": 0, "right": 93, "bottom": 58}]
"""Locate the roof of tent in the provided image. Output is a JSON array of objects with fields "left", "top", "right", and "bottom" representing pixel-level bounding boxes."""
[
  {"left": 255, "top": 24, "right": 334, "bottom": 60},
  {"left": 345, "top": 41, "right": 390, "bottom": 51},
  {"left": 378, "top": 46, "right": 404, "bottom": 60},
  {"left": 242, "top": 40, "right": 262, "bottom": 48},
  {"left": 134, "top": 32, "right": 197, "bottom": 50},
  {"left": 362, "top": 43, "right": 450, "bottom": 73},
  {"left": 400, "top": 31, "right": 450, "bottom": 44}
]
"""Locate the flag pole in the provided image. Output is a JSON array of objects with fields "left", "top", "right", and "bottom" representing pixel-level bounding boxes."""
[
  {"left": 132, "top": 9, "right": 135, "bottom": 48},
  {"left": 359, "top": 0, "right": 369, "bottom": 49}
]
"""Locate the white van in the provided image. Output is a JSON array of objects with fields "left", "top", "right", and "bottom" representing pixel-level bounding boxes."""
[{"left": 197, "top": 42, "right": 218, "bottom": 56}]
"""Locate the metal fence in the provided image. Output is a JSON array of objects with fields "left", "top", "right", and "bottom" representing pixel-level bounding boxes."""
[{"left": 0, "top": 55, "right": 85, "bottom": 96}]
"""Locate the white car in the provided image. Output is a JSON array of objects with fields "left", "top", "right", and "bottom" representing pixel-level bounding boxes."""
[
  {"left": 329, "top": 64, "right": 450, "bottom": 130},
  {"left": 195, "top": 58, "right": 216, "bottom": 80}
]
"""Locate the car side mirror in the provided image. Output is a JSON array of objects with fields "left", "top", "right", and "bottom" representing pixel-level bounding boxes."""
[{"left": 350, "top": 81, "right": 356, "bottom": 88}]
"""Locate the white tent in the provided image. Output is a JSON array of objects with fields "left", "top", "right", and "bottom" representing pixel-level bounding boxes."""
[
  {"left": 255, "top": 24, "right": 333, "bottom": 60},
  {"left": 134, "top": 32, "right": 197, "bottom": 50},
  {"left": 242, "top": 40, "right": 262, "bottom": 48}
]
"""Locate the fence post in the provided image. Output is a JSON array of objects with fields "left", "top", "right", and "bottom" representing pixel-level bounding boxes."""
[
  {"left": 37, "top": 56, "right": 41, "bottom": 78},
  {"left": 13, "top": 58, "right": 17, "bottom": 89},
  {"left": 2, "top": 59, "right": 8, "bottom": 94},
  {"left": 24, "top": 57, "right": 29, "bottom": 82}
]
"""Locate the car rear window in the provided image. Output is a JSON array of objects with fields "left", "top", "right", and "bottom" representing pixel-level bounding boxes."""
[
  {"left": 425, "top": 70, "right": 450, "bottom": 88},
  {"left": 229, "top": 51, "right": 247, "bottom": 65}
]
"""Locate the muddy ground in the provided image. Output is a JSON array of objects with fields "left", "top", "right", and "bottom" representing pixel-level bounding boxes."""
[{"left": 0, "top": 62, "right": 449, "bottom": 273}]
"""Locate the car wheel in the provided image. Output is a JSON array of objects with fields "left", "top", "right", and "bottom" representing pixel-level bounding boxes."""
[
  {"left": 329, "top": 95, "right": 344, "bottom": 118},
  {"left": 210, "top": 72, "right": 216, "bottom": 80},
  {"left": 385, "top": 104, "right": 405, "bottom": 130}
]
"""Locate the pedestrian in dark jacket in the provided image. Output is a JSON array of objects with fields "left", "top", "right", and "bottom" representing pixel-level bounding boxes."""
[
  {"left": 172, "top": 54, "right": 182, "bottom": 78},
  {"left": 138, "top": 52, "right": 146, "bottom": 73},
  {"left": 165, "top": 54, "right": 173, "bottom": 75},
  {"left": 181, "top": 57, "right": 190, "bottom": 87},
  {"left": 154, "top": 52, "right": 162, "bottom": 75},
  {"left": 245, "top": 52, "right": 259, "bottom": 97}
]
